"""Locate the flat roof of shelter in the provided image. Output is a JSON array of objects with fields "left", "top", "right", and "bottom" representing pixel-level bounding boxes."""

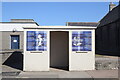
[{"left": 23, "top": 26, "right": 96, "bottom": 29}]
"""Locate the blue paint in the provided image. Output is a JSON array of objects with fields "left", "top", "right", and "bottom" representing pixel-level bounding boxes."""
[
  {"left": 27, "top": 31, "right": 47, "bottom": 51},
  {"left": 11, "top": 35, "right": 19, "bottom": 49},
  {"left": 72, "top": 31, "right": 92, "bottom": 51}
]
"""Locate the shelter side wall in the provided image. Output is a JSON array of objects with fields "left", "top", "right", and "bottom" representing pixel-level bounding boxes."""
[
  {"left": 69, "top": 30, "right": 95, "bottom": 71},
  {"left": 23, "top": 30, "right": 49, "bottom": 71}
]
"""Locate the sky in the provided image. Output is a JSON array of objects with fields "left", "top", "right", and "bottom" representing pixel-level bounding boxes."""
[{"left": 2, "top": 2, "right": 119, "bottom": 26}]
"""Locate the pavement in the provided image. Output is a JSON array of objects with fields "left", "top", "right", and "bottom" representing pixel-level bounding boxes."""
[
  {"left": 18, "top": 69, "right": 119, "bottom": 78},
  {"left": 1, "top": 65, "right": 119, "bottom": 80},
  {"left": 1, "top": 55, "right": 119, "bottom": 80}
]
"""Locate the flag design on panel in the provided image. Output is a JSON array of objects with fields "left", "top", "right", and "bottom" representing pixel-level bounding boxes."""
[
  {"left": 72, "top": 31, "right": 92, "bottom": 51},
  {"left": 27, "top": 31, "right": 47, "bottom": 51}
]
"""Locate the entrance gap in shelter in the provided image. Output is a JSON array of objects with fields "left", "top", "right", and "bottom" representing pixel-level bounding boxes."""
[{"left": 50, "top": 31, "right": 69, "bottom": 71}]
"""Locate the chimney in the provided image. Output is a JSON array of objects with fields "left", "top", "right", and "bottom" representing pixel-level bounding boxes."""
[{"left": 109, "top": 2, "right": 116, "bottom": 11}]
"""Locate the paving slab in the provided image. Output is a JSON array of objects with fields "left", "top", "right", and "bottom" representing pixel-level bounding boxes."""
[
  {"left": 18, "top": 72, "right": 59, "bottom": 78},
  {"left": 59, "top": 71, "right": 92, "bottom": 78},
  {"left": 1, "top": 65, "right": 119, "bottom": 79},
  {"left": 18, "top": 71, "right": 91, "bottom": 78},
  {"left": 2, "top": 65, "right": 21, "bottom": 72},
  {"left": 86, "top": 70, "right": 119, "bottom": 78}
]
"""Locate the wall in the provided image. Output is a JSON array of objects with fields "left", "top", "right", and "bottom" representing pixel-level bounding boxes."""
[
  {"left": 96, "top": 5, "right": 120, "bottom": 56},
  {"left": 0, "top": 23, "right": 37, "bottom": 31},
  {"left": 1, "top": 31, "right": 24, "bottom": 50},
  {"left": 24, "top": 29, "right": 49, "bottom": 71},
  {"left": 69, "top": 30, "right": 95, "bottom": 71},
  {"left": 96, "top": 19, "right": 120, "bottom": 56},
  {"left": 0, "top": 23, "right": 38, "bottom": 52}
]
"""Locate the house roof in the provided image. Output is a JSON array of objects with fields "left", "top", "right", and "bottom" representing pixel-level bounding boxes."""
[
  {"left": 10, "top": 19, "right": 35, "bottom": 22},
  {"left": 66, "top": 22, "right": 98, "bottom": 27},
  {"left": 0, "top": 19, "right": 39, "bottom": 26},
  {"left": 98, "top": 5, "right": 119, "bottom": 27}
]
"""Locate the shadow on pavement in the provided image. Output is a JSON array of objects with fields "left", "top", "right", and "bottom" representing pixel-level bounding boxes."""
[{"left": 2, "top": 51, "right": 23, "bottom": 71}]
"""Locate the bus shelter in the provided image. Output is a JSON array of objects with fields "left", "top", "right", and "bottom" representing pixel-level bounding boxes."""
[{"left": 23, "top": 26, "right": 96, "bottom": 71}]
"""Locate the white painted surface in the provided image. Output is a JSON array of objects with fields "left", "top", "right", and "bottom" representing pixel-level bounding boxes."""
[
  {"left": 24, "top": 29, "right": 49, "bottom": 71},
  {"left": 69, "top": 30, "right": 95, "bottom": 71},
  {"left": 24, "top": 26, "right": 96, "bottom": 29},
  {"left": 23, "top": 26, "right": 96, "bottom": 71},
  {"left": 0, "top": 23, "right": 37, "bottom": 31}
]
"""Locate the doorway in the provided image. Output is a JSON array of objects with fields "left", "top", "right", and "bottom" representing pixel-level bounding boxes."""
[
  {"left": 50, "top": 31, "right": 69, "bottom": 71},
  {"left": 11, "top": 35, "right": 20, "bottom": 49}
]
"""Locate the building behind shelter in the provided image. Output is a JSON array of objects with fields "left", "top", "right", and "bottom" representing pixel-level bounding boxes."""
[
  {"left": 66, "top": 22, "right": 98, "bottom": 27},
  {"left": 0, "top": 19, "right": 38, "bottom": 64},
  {"left": 96, "top": 3, "right": 120, "bottom": 56},
  {"left": 0, "top": 19, "right": 38, "bottom": 52}
]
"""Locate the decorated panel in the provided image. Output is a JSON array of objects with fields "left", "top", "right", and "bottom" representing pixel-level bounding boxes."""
[
  {"left": 27, "top": 31, "right": 47, "bottom": 51},
  {"left": 72, "top": 31, "right": 92, "bottom": 51}
]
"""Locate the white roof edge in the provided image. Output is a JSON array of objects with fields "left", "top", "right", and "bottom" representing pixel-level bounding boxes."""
[{"left": 23, "top": 26, "right": 96, "bottom": 29}]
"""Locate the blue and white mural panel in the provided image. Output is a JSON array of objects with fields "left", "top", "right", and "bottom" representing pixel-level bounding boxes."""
[
  {"left": 27, "top": 31, "right": 47, "bottom": 51},
  {"left": 72, "top": 31, "right": 92, "bottom": 51}
]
